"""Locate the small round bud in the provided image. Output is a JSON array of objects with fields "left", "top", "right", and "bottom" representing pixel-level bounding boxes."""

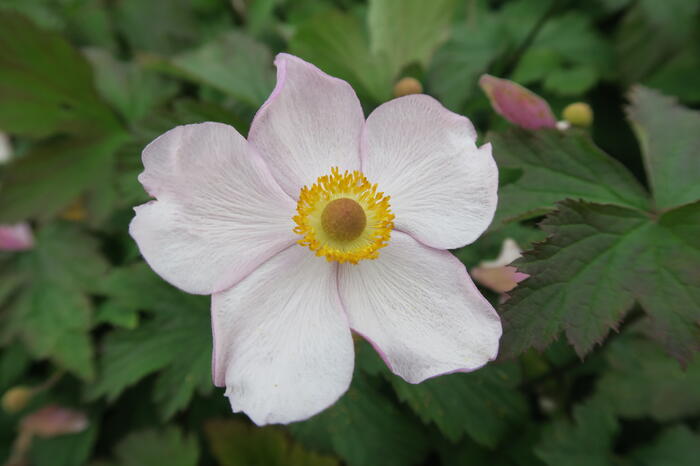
[
  {"left": 60, "top": 198, "right": 87, "bottom": 221},
  {"left": 321, "top": 198, "right": 366, "bottom": 242},
  {"left": 562, "top": 102, "right": 593, "bottom": 127},
  {"left": 2, "top": 386, "right": 33, "bottom": 413},
  {"left": 393, "top": 77, "right": 423, "bottom": 98}
]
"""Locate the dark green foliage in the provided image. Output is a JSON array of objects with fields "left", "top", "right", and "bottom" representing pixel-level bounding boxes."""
[{"left": 0, "top": 1, "right": 699, "bottom": 465}]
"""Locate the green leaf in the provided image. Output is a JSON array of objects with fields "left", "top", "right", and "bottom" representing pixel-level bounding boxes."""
[
  {"left": 114, "top": 0, "right": 200, "bottom": 55},
  {"left": 628, "top": 425, "right": 700, "bottom": 466},
  {"left": 205, "top": 419, "right": 339, "bottom": 466},
  {"left": 30, "top": 422, "right": 98, "bottom": 466},
  {"left": 290, "top": 9, "right": 392, "bottom": 103},
  {"left": 500, "top": 200, "right": 700, "bottom": 362},
  {"left": 170, "top": 31, "right": 275, "bottom": 108},
  {"left": 1, "top": 223, "right": 108, "bottom": 379},
  {"left": 518, "top": 12, "right": 613, "bottom": 96},
  {"left": 644, "top": 39, "right": 700, "bottom": 104},
  {"left": 368, "top": 0, "right": 457, "bottom": 78},
  {"left": 615, "top": 0, "right": 699, "bottom": 84},
  {"left": 626, "top": 86, "right": 700, "bottom": 209},
  {"left": 290, "top": 373, "right": 429, "bottom": 466},
  {"left": 0, "top": 132, "right": 128, "bottom": 223},
  {"left": 489, "top": 129, "right": 648, "bottom": 226},
  {"left": 596, "top": 335, "right": 700, "bottom": 421},
  {"left": 535, "top": 398, "right": 619, "bottom": 466},
  {"left": 0, "top": 10, "right": 119, "bottom": 136},
  {"left": 104, "top": 427, "right": 199, "bottom": 466},
  {"left": 388, "top": 362, "right": 528, "bottom": 447},
  {"left": 427, "top": 18, "right": 508, "bottom": 111},
  {"left": 85, "top": 48, "right": 178, "bottom": 125},
  {"left": 89, "top": 264, "right": 211, "bottom": 419}
]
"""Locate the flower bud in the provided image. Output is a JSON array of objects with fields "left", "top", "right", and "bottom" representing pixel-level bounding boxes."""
[
  {"left": 60, "top": 198, "right": 87, "bottom": 221},
  {"left": 562, "top": 102, "right": 593, "bottom": 127},
  {"left": 393, "top": 77, "right": 423, "bottom": 97},
  {"left": 21, "top": 405, "right": 88, "bottom": 437},
  {"left": 2, "top": 386, "right": 33, "bottom": 413},
  {"left": 479, "top": 74, "right": 557, "bottom": 130},
  {"left": 0, "top": 224, "right": 34, "bottom": 251}
]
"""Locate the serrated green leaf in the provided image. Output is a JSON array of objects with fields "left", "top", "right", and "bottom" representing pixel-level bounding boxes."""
[
  {"left": 490, "top": 129, "right": 648, "bottom": 226},
  {"left": 535, "top": 398, "right": 619, "bottom": 466},
  {"left": 205, "top": 419, "right": 339, "bottom": 466},
  {"left": 1, "top": 223, "right": 108, "bottom": 379},
  {"left": 0, "top": 132, "right": 128, "bottom": 223},
  {"left": 388, "top": 362, "right": 528, "bottom": 447},
  {"left": 596, "top": 335, "right": 700, "bottom": 421},
  {"left": 290, "top": 9, "right": 392, "bottom": 103},
  {"left": 170, "top": 31, "right": 275, "bottom": 108},
  {"left": 89, "top": 264, "right": 211, "bottom": 419},
  {"left": 290, "top": 373, "right": 429, "bottom": 466},
  {"left": 104, "top": 427, "right": 199, "bottom": 466},
  {"left": 626, "top": 86, "right": 700, "bottom": 209},
  {"left": 628, "top": 425, "right": 700, "bottom": 466},
  {"left": 501, "top": 201, "right": 700, "bottom": 362},
  {"left": 0, "top": 10, "right": 120, "bottom": 136},
  {"left": 368, "top": 0, "right": 457, "bottom": 78}
]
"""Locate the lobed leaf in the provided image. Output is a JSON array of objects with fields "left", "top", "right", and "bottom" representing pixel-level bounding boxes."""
[{"left": 500, "top": 200, "right": 700, "bottom": 362}]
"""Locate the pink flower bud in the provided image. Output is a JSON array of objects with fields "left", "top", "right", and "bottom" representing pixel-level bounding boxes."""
[
  {"left": 479, "top": 74, "right": 556, "bottom": 130},
  {"left": 20, "top": 405, "right": 88, "bottom": 437},
  {"left": 0, "top": 223, "right": 34, "bottom": 251}
]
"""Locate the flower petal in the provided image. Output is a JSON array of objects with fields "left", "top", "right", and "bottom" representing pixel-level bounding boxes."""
[
  {"left": 212, "top": 245, "right": 354, "bottom": 425},
  {"left": 248, "top": 53, "right": 365, "bottom": 198},
  {"left": 338, "top": 231, "right": 501, "bottom": 383},
  {"left": 130, "top": 122, "right": 296, "bottom": 295},
  {"left": 479, "top": 74, "right": 557, "bottom": 129},
  {"left": 361, "top": 95, "right": 498, "bottom": 249}
]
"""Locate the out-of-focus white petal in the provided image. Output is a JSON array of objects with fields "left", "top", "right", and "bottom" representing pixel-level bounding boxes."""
[
  {"left": 361, "top": 95, "right": 498, "bottom": 249},
  {"left": 338, "top": 231, "right": 501, "bottom": 384},
  {"left": 248, "top": 53, "right": 365, "bottom": 198},
  {"left": 130, "top": 122, "right": 296, "bottom": 295},
  {"left": 212, "top": 245, "right": 354, "bottom": 425}
]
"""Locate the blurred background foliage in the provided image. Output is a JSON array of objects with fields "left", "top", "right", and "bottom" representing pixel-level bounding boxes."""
[{"left": 0, "top": 0, "right": 699, "bottom": 465}]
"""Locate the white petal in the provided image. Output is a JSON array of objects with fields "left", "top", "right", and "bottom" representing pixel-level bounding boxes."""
[
  {"left": 248, "top": 53, "right": 365, "bottom": 198},
  {"left": 212, "top": 245, "right": 354, "bottom": 425},
  {"left": 130, "top": 122, "right": 296, "bottom": 295},
  {"left": 361, "top": 95, "right": 498, "bottom": 249},
  {"left": 480, "top": 238, "right": 522, "bottom": 268},
  {"left": 338, "top": 231, "right": 501, "bottom": 383}
]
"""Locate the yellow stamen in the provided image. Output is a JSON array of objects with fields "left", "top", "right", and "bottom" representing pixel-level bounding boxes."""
[{"left": 293, "top": 168, "right": 394, "bottom": 264}]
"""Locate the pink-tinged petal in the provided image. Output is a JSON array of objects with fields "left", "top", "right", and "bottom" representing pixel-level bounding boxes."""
[
  {"left": 130, "top": 122, "right": 297, "bottom": 295},
  {"left": 471, "top": 238, "right": 527, "bottom": 293},
  {"left": 248, "top": 53, "right": 365, "bottom": 198},
  {"left": 471, "top": 266, "right": 523, "bottom": 293},
  {"left": 361, "top": 95, "right": 498, "bottom": 249},
  {"left": 338, "top": 231, "right": 501, "bottom": 384},
  {"left": 211, "top": 245, "right": 353, "bottom": 425},
  {"left": 0, "top": 223, "right": 34, "bottom": 251},
  {"left": 21, "top": 405, "right": 88, "bottom": 437},
  {"left": 479, "top": 74, "right": 557, "bottom": 129}
]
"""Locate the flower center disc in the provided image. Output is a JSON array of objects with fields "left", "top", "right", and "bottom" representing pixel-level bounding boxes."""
[
  {"left": 321, "top": 198, "right": 367, "bottom": 242},
  {"left": 293, "top": 168, "right": 394, "bottom": 264}
]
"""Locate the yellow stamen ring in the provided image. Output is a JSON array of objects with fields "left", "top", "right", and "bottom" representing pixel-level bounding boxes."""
[{"left": 293, "top": 168, "right": 394, "bottom": 264}]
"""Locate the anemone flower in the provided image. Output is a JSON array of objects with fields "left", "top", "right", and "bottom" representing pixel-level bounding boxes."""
[{"left": 130, "top": 54, "right": 502, "bottom": 425}]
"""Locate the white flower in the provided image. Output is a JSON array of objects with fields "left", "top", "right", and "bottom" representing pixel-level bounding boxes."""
[{"left": 130, "top": 54, "right": 502, "bottom": 425}]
